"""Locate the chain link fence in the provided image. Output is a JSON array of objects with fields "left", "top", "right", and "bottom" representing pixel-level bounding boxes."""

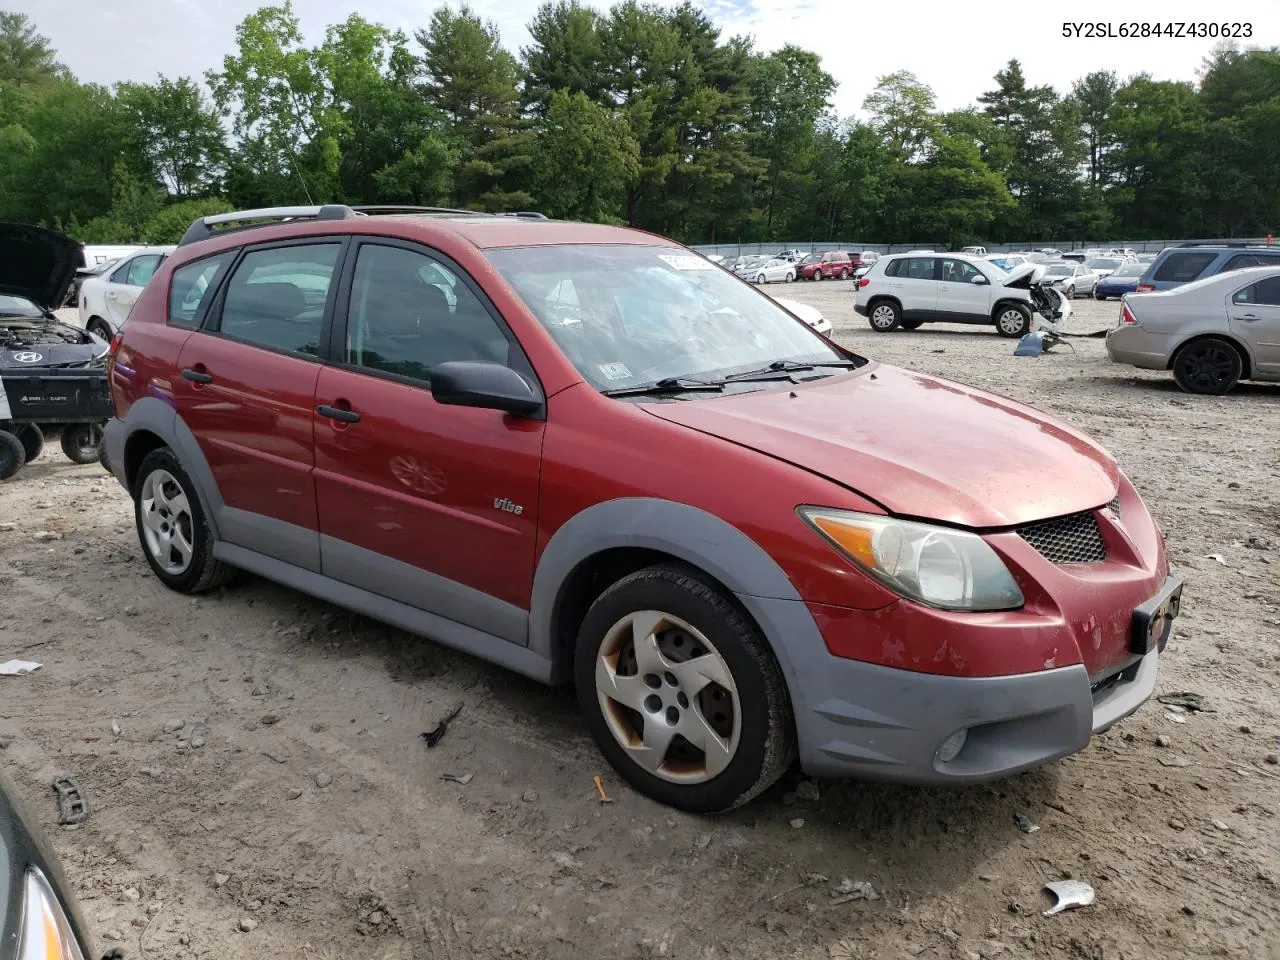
[{"left": 691, "top": 238, "right": 1274, "bottom": 258}]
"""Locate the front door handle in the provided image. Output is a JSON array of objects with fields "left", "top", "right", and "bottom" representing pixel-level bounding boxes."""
[
  {"left": 317, "top": 404, "right": 361, "bottom": 424},
  {"left": 181, "top": 368, "right": 213, "bottom": 384}
]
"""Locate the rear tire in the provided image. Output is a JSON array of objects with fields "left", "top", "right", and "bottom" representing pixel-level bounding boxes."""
[
  {"left": 1172, "top": 338, "right": 1242, "bottom": 395},
  {"left": 133, "top": 448, "right": 235, "bottom": 593},
  {"left": 60, "top": 423, "right": 104, "bottom": 465},
  {"left": 12, "top": 424, "right": 44, "bottom": 463},
  {"left": 839, "top": 269, "right": 849, "bottom": 280},
  {"left": 575, "top": 564, "right": 795, "bottom": 813},
  {"left": 0, "top": 430, "right": 24, "bottom": 481},
  {"left": 868, "top": 300, "right": 901, "bottom": 332}
]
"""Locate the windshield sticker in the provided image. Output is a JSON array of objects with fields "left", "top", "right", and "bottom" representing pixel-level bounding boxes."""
[
  {"left": 658, "top": 254, "right": 714, "bottom": 271},
  {"left": 597, "top": 361, "right": 632, "bottom": 382}
]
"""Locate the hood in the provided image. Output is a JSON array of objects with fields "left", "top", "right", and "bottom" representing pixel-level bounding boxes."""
[
  {"left": 643, "top": 363, "right": 1118, "bottom": 528},
  {"left": 1002, "top": 263, "right": 1046, "bottom": 288},
  {"left": 0, "top": 223, "right": 82, "bottom": 309}
]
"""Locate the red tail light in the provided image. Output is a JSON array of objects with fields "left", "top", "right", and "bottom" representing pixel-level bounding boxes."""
[
  {"left": 1135, "top": 282, "right": 1155, "bottom": 293},
  {"left": 857, "top": 277, "right": 870, "bottom": 288},
  {"left": 108, "top": 332, "right": 124, "bottom": 356},
  {"left": 1121, "top": 303, "right": 1137, "bottom": 325}
]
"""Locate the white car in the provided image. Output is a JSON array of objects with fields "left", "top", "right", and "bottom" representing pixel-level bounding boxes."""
[
  {"left": 773, "top": 296, "right": 832, "bottom": 335},
  {"left": 1084, "top": 256, "right": 1132, "bottom": 279},
  {"left": 854, "top": 252, "right": 1069, "bottom": 337},
  {"left": 746, "top": 258, "right": 796, "bottom": 284},
  {"left": 960, "top": 245, "right": 988, "bottom": 257},
  {"left": 1041, "top": 262, "right": 1099, "bottom": 299},
  {"left": 78, "top": 245, "right": 175, "bottom": 338}
]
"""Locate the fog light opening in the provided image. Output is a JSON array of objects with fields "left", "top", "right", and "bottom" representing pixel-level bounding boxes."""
[{"left": 936, "top": 728, "right": 968, "bottom": 764}]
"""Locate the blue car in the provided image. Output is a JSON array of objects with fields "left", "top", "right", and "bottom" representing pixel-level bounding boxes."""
[
  {"left": 1093, "top": 262, "right": 1148, "bottom": 300},
  {"left": 1136, "top": 244, "right": 1280, "bottom": 293}
]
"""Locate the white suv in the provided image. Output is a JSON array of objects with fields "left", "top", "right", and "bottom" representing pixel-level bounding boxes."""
[{"left": 854, "top": 252, "right": 1069, "bottom": 337}]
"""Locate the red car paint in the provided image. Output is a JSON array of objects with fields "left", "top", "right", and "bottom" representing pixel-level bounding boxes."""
[
  {"left": 111, "top": 216, "right": 1168, "bottom": 684},
  {"left": 797, "top": 251, "right": 853, "bottom": 280}
]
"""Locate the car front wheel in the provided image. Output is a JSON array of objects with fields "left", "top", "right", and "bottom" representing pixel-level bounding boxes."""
[
  {"left": 995, "top": 303, "right": 1032, "bottom": 337},
  {"left": 86, "top": 317, "right": 113, "bottom": 341},
  {"left": 133, "top": 448, "right": 234, "bottom": 593},
  {"left": 1172, "top": 338, "right": 1242, "bottom": 395},
  {"left": 576, "top": 565, "right": 795, "bottom": 813}
]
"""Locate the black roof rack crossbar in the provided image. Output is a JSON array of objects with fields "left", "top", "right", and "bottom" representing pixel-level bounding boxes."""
[
  {"left": 348, "top": 204, "right": 484, "bottom": 216},
  {"left": 1176, "top": 241, "right": 1269, "bottom": 249}
]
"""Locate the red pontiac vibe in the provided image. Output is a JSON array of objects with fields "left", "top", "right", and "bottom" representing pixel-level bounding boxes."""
[{"left": 101, "top": 206, "right": 1182, "bottom": 812}]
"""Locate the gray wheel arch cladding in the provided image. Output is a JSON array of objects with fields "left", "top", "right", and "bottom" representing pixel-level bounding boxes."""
[
  {"left": 106, "top": 396, "right": 225, "bottom": 540},
  {"left": 529, "top": 497, "right": 825, "bottom": 698}
]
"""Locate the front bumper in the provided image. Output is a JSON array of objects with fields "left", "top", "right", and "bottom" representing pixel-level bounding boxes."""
[
  {"left": 793, "top": 638, "right": 1163, "bottom": 783},
  {"left": 1106, "top": 325, "right": 1171, "bottom": 370}
]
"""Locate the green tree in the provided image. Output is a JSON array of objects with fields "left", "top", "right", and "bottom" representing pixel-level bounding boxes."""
[
  {"left": 521, "top": 0, "right": 607, "bottom": 116},
  {"left": 116, "top": 77, "right": 227, "bottom": 196},
  {"left": 529, "top": 90, "right": 638, "bottom": 221},
  {"left": 139, "top": 197, "right": 236, "bottom": 244},
  {"left": 863, "top": 71, "right": 936, "bottom": 162},
  {"left": 1070, "top": 70, "right": 1118, "bottom": 186},
  {"left": 0, "top": 11, "right": 64, "bottom": 87}
]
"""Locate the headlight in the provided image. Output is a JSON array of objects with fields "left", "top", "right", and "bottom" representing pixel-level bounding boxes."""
[
  {"left": 799, "top": 508, "right": 1024, "bottom": 611},
  {"left": 18, "top": 867, "right": 87, "bottom": 960}
]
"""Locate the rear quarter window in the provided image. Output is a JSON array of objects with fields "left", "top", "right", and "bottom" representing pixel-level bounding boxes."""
[
  {"left": 169, "top": 254, "right": 229, "bottom": 329},
  {"left": 1153, "top": 252, "right": 1217, "bottom": 283}
]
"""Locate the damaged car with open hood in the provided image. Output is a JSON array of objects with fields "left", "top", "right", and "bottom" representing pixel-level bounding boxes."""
[
  {"left": 855, "top": 252, "right": 1070, "bottom": 337},
  {"left": 0, "top": 223, "right": 113, "bottom": 480}
]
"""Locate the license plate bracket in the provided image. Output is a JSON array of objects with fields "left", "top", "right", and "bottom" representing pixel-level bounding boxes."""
[{"left": 1131, "top": 574, "right": 1183, "bottom": 655}]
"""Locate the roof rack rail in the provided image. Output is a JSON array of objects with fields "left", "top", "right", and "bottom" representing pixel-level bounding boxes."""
[
  {"left": 1176, "top": 240, "right": 1267, "bottom": 248},
  {"left": 179, "top": 204, "right": 353, "bottom": 246},
  {"left": 179, "top": 203, "right": 553, "bottom": 247}
]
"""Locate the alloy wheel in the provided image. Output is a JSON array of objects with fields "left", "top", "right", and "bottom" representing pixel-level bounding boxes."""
[
  {"left": 1178, "top": 343, "right": 1237, "bottom": 392},
  {"left": 871, "top": 305, "right": 897, "bottom": 330},
  {"left": 138, "top": 468, "right": 196, "bottom": 575},
  {"left": 998, "top": 309, "right": 1027, "bottom": 335},
  {"left": 594, "top": 610, "right": 741, "bottom": 784}
]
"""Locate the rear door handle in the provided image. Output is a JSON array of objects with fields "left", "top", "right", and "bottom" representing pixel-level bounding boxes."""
[
  {"left": 317, "top": 404, "right": 361, "bottom": 424},
  {"left": 181, "top": 368, "right": 213, "bottom": 384},
  {"left": 1238, "top": 313, "right": 1261, "bottom": 321}
]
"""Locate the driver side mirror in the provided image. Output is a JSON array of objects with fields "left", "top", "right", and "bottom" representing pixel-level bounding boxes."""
[
  {"left": 429, "top": 361, "right": 543, "bottom": 417},
  {"left": 971, "top": 275, "right": 989, "bottom": 285}
]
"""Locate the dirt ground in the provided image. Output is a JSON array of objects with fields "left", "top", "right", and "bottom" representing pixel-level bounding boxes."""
[{"left": 1, "top": 293, "right": 1277, "bottom": 960}]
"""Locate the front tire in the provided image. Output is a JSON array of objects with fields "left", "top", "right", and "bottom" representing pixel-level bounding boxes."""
[
  {"left": 12, "top": 424, "right": 44, "bottom": 463},
  {"left": 575, "top": 565, "right": 795, "bottom": 813},
  {"left": 755, "top": 274, "right": 766, "bottom": 284},
  {"left": 1172, "top": 338, "right": 1242, "bottom": 395},
  {"left": 995, "top": 303, "right": 1032, "bottom": 338},
  {"left": 0, "top": 430, "right": 24, "bottom": 481},
  {"left": 133, "top": 448, "right": 234, "bottom": 593},
  {"left": 868, "top": 300, "right": 901, "bottom": 332},
  {"left": 785, "top": 272, "right": 795, "bottom": 283},
  {"left": 813, "top": 271, "right": 823, "bottom": 281},
  {"left": 86, "top": 317, "right": 113, "bottom": 341},
  {"left": 60, "top": 423, "right": 104, "bottom": 465}
]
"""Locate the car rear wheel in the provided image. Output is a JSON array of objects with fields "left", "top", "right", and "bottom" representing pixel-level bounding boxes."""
[
  {"left": 785, "top": 271, "right": 795, "bottom": 282},
  {"left": 995, "top": 303, "right": 1032, "bottom": 337},
  {"left": 1172, "top": 338, "right": 1242, "bottom": 395},
  {"left": 576, "top": 565, "right": 795, "bottom": 813},
  {"left": 839, "top": 269, "right": 849, "bottom": 280},
  {"left": 12, "top": 424, "right": 44, "bottom": 463},
  {"left": 0, "top": 430, "right": 25, "bottom": 481},
  {"left": 86, "top": 317, "right": 112, "bottom": 341},
  {"left": 60, "top": 423, "right": 104, "bottom": 465},
  {"left": 869, "top": 301, "right": 901, "bottom": 332},
  {"left": 133, "top": 448, "right": 234, "bottom": 593}
]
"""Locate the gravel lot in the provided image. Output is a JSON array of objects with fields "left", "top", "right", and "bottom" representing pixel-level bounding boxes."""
[{"left": 1, "top": 292, "right": 1277, "bottom": 960}]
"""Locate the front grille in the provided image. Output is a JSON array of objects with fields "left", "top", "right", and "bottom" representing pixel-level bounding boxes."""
[
  {"left": 1018, "top": 510, "right": 1107, "bottom": 564},
  {"left": 1106, "top": 496, "right": 1120, "bottom": 517}
]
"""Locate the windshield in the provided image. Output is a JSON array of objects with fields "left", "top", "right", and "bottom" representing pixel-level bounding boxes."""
[
  {"left": 1086, "top": 258, "right": 1121, "bottom": 270},
  {"left": 1045, "top": 265, "right": 1073, "bottom": 277},
  {"left": 0, "top": 294, "right": 43, "bottom": 317},
  {"left": 486, "top": 244, "right": 848, "bottom": 392},
  {"left": 1112, "top": 263, "right": 1146, "bottom": 278},
  {"left": 799, "top": 253, "right": 820, "bottom": 264},
  {"left": 986, "top": 258, "right": 1015, "bottom": 272}
]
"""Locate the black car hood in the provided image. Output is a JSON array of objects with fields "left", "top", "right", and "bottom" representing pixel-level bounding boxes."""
[
  {"left": 0, "top": 222, "right": 83, "bottom": 310},
  {"left": 0, "top": 317, "right": 107, "bottom": 369}
]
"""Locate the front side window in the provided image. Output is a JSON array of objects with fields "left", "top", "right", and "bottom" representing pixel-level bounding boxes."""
[
  {"left": 486, "top": 244, "right": 846, "bottom": 392},
  {"left": 345, "top": 244, "right": 510, "bottom": 382},
  {"left": 216, "top": 244, "right": 339, "bottom": 356},
  {"left": 939, "top": 259, "right": 980, "bottom": 283},
  {"left": 168, "top": 254, "right": 227, "bottom": 328}
]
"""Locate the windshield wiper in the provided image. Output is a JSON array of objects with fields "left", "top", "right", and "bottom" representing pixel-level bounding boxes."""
[
  {"left": 722, "top": 358, "right": 860, "bottom": 382},
  {"left": 601, "top": 376, "right": 725, "bottom": 398}
]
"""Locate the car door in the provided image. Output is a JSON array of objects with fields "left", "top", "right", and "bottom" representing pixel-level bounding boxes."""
[
  {"left": 935, "top": 258, "right": 989, "bottom": 322},
  {"left": 104, "top": 253, "right": 165, "bottom": 330},
  {"left": 887, "top": 257, "right": 938, "bottom": 319},
  {"left": 311, "top": 238, "right": 544, "bottom": 643},
  {"left": 1228, "top": 275, "right": 1280, "bottom": 376},
  {"left": 173, "top": 239, "right": 347, "bottom": 572}
]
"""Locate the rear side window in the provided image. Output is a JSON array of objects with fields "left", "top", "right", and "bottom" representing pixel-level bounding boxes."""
[
  {"left": 1223, "top": 252, "right": 1280, "bottom": 272},
  {"left": 1233, "top": 277, "right": 1280, "bottom": 306},
  {"left": 1153, "top": 252, "right": 1216, "bottom": 283},
  {"left": 216, "top": 244, "right": 340, "bottom": 357},
  {"left": 902, "top": 257, "right": 935, "bottom": 280},
  {"left": 168, "top": 255, "right": 227, "bottom": 329},
  {"left": 884, "top": 258, "right": 902, "bottom": 277}
]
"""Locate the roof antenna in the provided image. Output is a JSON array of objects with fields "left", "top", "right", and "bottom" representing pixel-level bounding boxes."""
[{"left": 286, "top": 152, "right": 314, "bottom": 205}]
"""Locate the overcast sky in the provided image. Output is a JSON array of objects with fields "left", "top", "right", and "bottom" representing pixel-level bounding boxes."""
[{"left": 12, "top": 0, "right": 1280, "bottom": 116}]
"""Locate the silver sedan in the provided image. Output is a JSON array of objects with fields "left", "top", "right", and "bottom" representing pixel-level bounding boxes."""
[{"left": 1105, "top": 266, "right": 1280, "bottom": 394}]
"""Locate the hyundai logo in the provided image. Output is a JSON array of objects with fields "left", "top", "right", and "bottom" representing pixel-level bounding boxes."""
[{"left": 12, "top": 351, "right": 42, "bottom": 363}]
